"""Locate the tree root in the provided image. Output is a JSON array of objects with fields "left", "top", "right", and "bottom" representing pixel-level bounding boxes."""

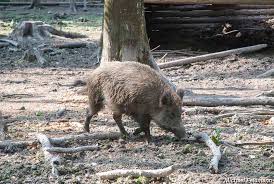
[
  {"left": 96, "top": 165, "right": 175, "bottom": 180},
  {"left": 54, "top": 41, "right": 87, "bottom": 49},
  {"left": 22, "top": 47, "right": 47, "bottom": 65}
]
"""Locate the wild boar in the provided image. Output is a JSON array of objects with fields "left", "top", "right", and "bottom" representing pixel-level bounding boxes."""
[{"left": 84, "top": 61, "right": 185, "bottom": 141}]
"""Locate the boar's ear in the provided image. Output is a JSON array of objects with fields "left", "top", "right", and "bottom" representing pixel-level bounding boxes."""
[
  {"left": 176, "top": 88, "right": 184, "bottom": 100},
  {"left": 160, "top": 91, "right": 173, "bottom": 107}
]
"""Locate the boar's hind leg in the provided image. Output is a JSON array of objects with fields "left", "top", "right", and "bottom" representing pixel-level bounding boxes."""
[
  {"left": 113, "top": 113, "right": 129, "bottom": 137},
  {"left": 84, "top": 103, "right": 103, "bottom": 132}
]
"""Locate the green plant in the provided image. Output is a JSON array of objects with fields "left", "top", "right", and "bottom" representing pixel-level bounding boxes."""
[
  {"left": 211, "top": 128, "right": 222, "bottom": 145},
  {"left": 135, "top": 176, "right": 149, "bottom": 184}
]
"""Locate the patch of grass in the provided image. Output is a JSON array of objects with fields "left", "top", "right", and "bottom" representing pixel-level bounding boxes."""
[{"left": 0, "top": 8, "right": 102, "bottom": 35}]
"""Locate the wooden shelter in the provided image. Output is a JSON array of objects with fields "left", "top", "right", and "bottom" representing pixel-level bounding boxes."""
[{"left": 144, "top": 0, "right": 274, "bottom": 49}]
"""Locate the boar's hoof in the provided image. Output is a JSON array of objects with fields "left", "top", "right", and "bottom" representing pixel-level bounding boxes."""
[
  {"left": 133, "top": 128, "right": 143, "bottom": 136},
  {"left": 84, "top": 124, "right": 90, "bottom": 133}
]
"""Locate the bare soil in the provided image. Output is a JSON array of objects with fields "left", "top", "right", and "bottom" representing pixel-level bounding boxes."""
[{"left": 0, "top": 6, "right": 274, "bottom": 184}]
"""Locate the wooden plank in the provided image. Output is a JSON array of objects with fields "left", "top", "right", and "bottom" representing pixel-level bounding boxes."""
[
  {"left": 144, "top": 0, "right": 274, "bottom": 5},
  {"left": 146, "top": 9, "right": 274, "bottom": 17},
  {"left": 151, "top": 15, "right": 274, "bottom": 24},
  {"left": 145, "top": 5, "right": 274, "bottom": 11}
]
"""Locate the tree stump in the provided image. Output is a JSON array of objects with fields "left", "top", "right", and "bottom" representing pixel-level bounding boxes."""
[{"left": 10, "top": 21, "right": 86, "bottom": 42}]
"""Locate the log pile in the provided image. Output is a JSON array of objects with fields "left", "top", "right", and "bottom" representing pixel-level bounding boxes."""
[{"left": 144, "top": 3, "right": 274, "bottom": 48}]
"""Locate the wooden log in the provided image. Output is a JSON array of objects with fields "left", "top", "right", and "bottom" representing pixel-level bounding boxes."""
[
  {"left": 54, "top": 42, "right": 87, "bottom": 49},
  {"left": 151, "top": 23, "right": 220, "bottom": 30},
  {"left": 0, "top": 39, "right": 18, "bottom": 47},
  {"left": 222, "top": 141, "right": 274, "bottom": 147},
  {"left": 257, "top": 69, "right": 274, "bottom": 78},
  {"left": 45, "top": 145, "right": 99, "bottom": 153},
  {"left": 145, "top": 4, "right": 274, "bottom": 11},
  {"left": 36, "top": 133, "right": 61, "bottom": 177},
  {"left": 96, "top": 165, "right": 175, "bottom": 180},
  {"left": 183, "top": 95, "right": 274, "bottom": 107},
  {"left": 158, "top": 44, "right": 267, "bottom": 69},
  {"left": 194, "top": 133, "right": 221, "bottom": 174},
  {"left": 0, "top": 140, "right": 36, "bottom": 149},
  {"left": 0, "top": 112, "right": 6, "bottom": 141},
  {"left": 151, "top": 16, "right": 274, "bottom": 24},
  {"left": 257, "top": 90, "right": 274, "bottom": 97},
  {"left": 0, "top": 43, "right": 9, "bottom": 48},
  {"left": 144, "top": 0, "right": 274, "bottom": 5},
  {"left": 50, "top": 132, "right": 121, "bottom": 145},
  {"left": 146, "top": 9, "right": 274, "bottom": 17}
]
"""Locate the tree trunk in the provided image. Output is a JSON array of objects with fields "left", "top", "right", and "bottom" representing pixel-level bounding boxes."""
[
  {"left": 69, "top": 0, "right": 77, "bottom": 14},
  {"left": 29, "top": 0, "right": 41, "bottom": 9},
  {"left": 101, "top": 0, "right": 158, "bottom": 70},
  {"left": 83, "top": 0, "right": 87, "bottom": 11}
]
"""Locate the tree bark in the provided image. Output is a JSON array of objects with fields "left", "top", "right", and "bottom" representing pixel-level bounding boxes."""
[
  {"left": 83, "top": 0, "right": 88, "bottom": 11},
  {"left": 29, "top": 0, "right": 41, "bottom": 9},
  {"left": 101, "top": 0, "right": 176, "bottom": 90},
  {"left": 69, "top": 0, "right": 77, "bottom": 14},
  {"left": 101, "top": 0, "right": 158, "bottom": 69}
]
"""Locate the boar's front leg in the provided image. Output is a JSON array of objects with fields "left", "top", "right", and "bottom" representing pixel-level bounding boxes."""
[
  {"left": 113, "top": 113, "right": 129, "bottom": 137},
  {"left": 133, "top": 115, "right": 151, "bottom": 142}
]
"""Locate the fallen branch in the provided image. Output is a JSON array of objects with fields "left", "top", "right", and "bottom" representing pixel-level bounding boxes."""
[
  {"left": 222, "top": 141, "right": 274, "bottom": 147},
  {"left": 96, "top": 165, "right": 175, "bottom": 180},
  {"left": 0, "top": 42, "right": 9, "bottom": 48},
  {"left": 0, "top": 140, "right": 36, "bottom": 149},
  {"left": 45, "top": 145, "right": 99, "bottom": 153},
  {"left": 257, "top": 69, "right": 274, "bottom": 78},
  {"left": 36, "top": 133, "right": 61, "bottom": 177},
  {"left": 54, "top": 42, "right": 87, "bottom": 49},
  {"left": 0, "top": 38, "right": 18, "bottom": 47},
  {"left": 157, "top": 53, "right": 168, "bottom": 63},
  {"left": 158, "top": 44, "right": 267, "bottom": 69},
  {"left": 183, "top": 95, "right": 274, "bottom": 107},
  {"left": 257, "top": 90, "right": 274, "bottom": 97},
  {"left": 0, "top": 112, "right": 7, "bottom": 141},
  {"left": 194, "top": 133, "right": 221, "bottom": 174},
  {"left": 50, "top": 132, "right": 121, "bottom": 145}
]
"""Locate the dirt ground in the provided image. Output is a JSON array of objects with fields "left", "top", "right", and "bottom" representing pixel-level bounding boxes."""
[{"left": 0, "top": 6, "right": 274, "bottom": 184}]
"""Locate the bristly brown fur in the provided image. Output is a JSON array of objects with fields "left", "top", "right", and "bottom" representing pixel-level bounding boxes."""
[{"left": 84, "top": 61, "right": 185, "bottom": 140}]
